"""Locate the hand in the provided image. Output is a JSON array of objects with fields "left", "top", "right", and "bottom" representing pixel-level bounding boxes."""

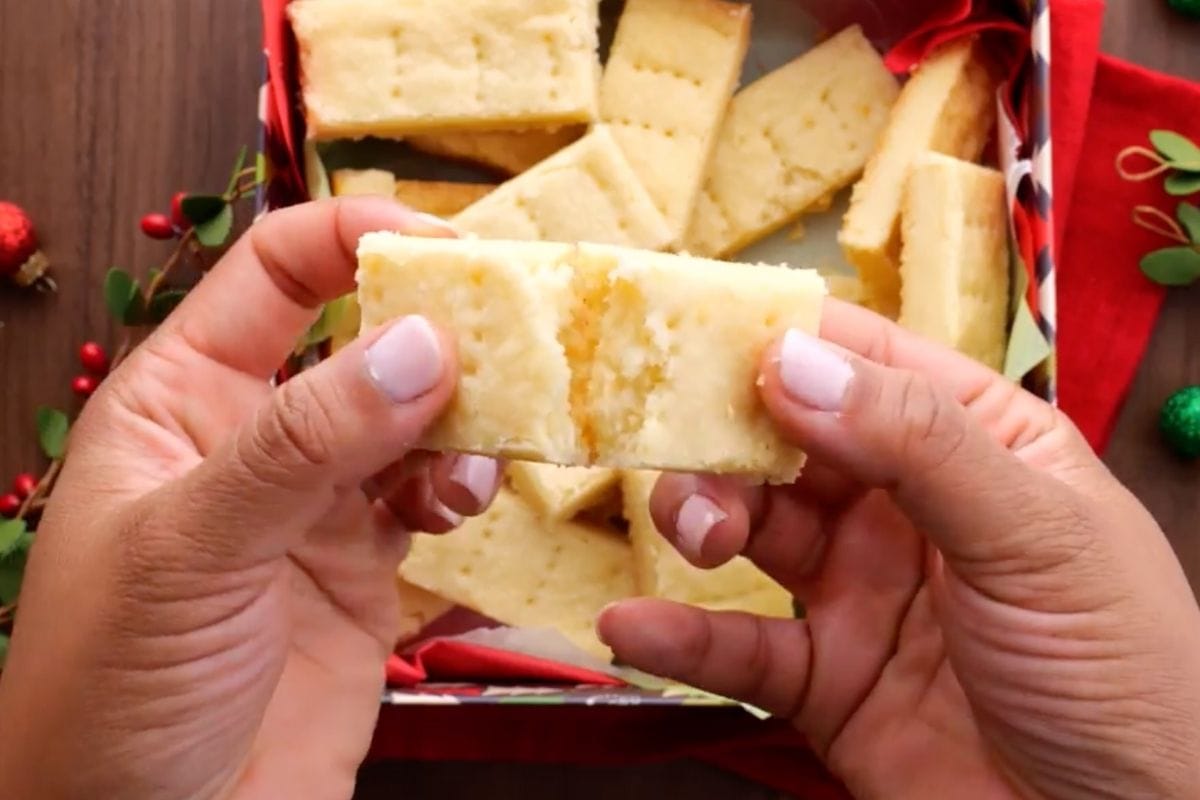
[
  {"left": 600, "top": 300, "right": 1200, "bottom": 799},
  {"left": 0, "top": 198, "right": 503, "bottom": 800}
]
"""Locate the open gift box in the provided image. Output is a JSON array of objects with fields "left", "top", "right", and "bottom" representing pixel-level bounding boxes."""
[{"left": 257, "top": 0, "right": 1055, "bottom": 790}]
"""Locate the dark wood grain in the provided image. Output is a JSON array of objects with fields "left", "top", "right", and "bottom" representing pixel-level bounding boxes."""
[{"left": 0, "top": 1, "right": 1196, "bottom": 798}]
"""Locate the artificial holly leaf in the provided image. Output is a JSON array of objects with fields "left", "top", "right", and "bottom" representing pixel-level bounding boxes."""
[
  {"left": 104, "top": 268, "right": 145, "bottom": 325},
  {"left": 147, "top": 289, "right": 189, "bottom": 323},
  {"left": 1179, "top": 203, "right": 1200, "bottom": 244},
  {"left": 1151, "top": 130, "right": 1200, "bottom": 171},
  {"left": 0, "top": 520, "right": 25, "bottom": 559},
  {"left": 255, "top": 151, "right": 268, "bottom": 185},
  {"left": 1140, "top": 246, "right": 1200, "bottom": 287},
  {"left": 1166, "top": 171, "right": 1200, "bottom": 197},
  {"left": 35, "top": 406, "right": 69, "bottom": 460},
  {"left": 194, "top": 204, "right": 234, "bottom": 248},
  {"left": 0, "top": 549, "right": 27, "bottom": 605},
  {"left": 181, "top": 194, "right": 228, "bottom": 228},
  {"left": 226, "top": 145, "right": 249, "bottom": 197}
]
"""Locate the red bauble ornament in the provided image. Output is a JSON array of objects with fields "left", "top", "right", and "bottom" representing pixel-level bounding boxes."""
[
  {"left": 171, "top": 192, "right": 190, "bottom": 229},
  {"left": 79, "top": 341, "right": 110, "bottom": 374},
  {"left": 140, "top": 212, "right": 176, "bottom": 240},
  {"left": 0, "top": 200, "right": 53, "bottom": 289},
  {"left": 12, "top": 473, "right": 37, "bottom": 499},
  {"left": 0, "top": 493, "right": 20, "bottom": 518},
  {"left": 72, "top": 374, "right": 99, "bottom": 397}
]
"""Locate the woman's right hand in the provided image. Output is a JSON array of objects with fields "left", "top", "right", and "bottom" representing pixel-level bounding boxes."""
[{"left": 601, "top": 300, "right": 1200, "bottom": 799}]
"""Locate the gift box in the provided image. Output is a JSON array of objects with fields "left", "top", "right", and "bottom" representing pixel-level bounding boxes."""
[{"left": 256, "top": 0, "right": 1055, "bottom": 793}]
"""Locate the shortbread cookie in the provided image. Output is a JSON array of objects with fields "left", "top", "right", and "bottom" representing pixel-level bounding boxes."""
[
  {"left": 899, "top": 153, "right": 1009, "bottom": 371},
  {"left": 508, "top": 462, "right": 620, "bottom": 521},
  {"left": 840, "top": 38, "right": 997, "bottom": 315},
  {"left": 682, "top": 26, "right": 899, "bottom": 258},
  {"left": 400, "top": 489, "right": 634, "bottom": 660},
  {"left": 289, "top": 0, "right": 601, "bottom": 138},
  {"left": 395, "top": 578, "right": 455, "bottom": 642},
  {"left": 600, "top": 0, "right": 751, "bottom": 244},
  {"left": 356, "top": 235, "right": 826, "bottom": 482},
  {"left": 452, "top": 126, "right": 674, "bottom": 250},
  {"left": 407, "top": 126, "right": 586, "bottom": 176}
]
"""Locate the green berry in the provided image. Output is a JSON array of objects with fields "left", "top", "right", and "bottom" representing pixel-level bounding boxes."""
[{"left": 1159, "top": 386, "right": 1200, "bottom": 459}]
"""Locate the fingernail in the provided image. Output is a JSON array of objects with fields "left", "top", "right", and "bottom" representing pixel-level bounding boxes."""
[
  {"left": 675, "top": 495, "right": 727, "bottom": 561},
  {"left": 425, "top": 482, "right": 464, "bottom": 528},
  {"left": 412, "top": 212, "right": 458, "bottom": 234},
  {"left": 450, "top": 454, "right": 500, "bottom": 508},
  {"left": 365, "top": 316, "right": 443, "bottom": 403},
  {"left": 778, "top": 328, "right": 853, "bottom": 412}
]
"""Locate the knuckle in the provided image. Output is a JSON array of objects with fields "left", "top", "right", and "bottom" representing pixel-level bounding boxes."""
[
  {"left": 893, "top": 372, "right": 968, "bottom": 473},
  {"left": 246, "top": 378, "right": 342, "bottom": 478},
  {"left": 736, "top": 615, "right": 775, "bottom": 701}
]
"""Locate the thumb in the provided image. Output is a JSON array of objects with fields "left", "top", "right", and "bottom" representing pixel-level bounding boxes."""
[
  {"left": 143, "top": 314, "right": 456, "bottom": 570},
  {"left": 759, "top": 328, "right": 1094, "bottom": 588}
]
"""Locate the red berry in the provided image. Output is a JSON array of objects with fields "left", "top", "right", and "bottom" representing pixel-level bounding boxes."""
[
  {"left": 140, "top": 212, "right": 175, "bottom": 240},
  {"left": 72, "top": 374, "right": 99, "bottom": 397},
  {"left": 0, "top": 493, "right": 20, "bottom": 518},
  {"left": 171, "top": 192, "right": 190, "bottom": 229},
  {"left": 79, "top": 341, "right": 109, "bottom": 374},
  {"left": 12, "top": 473, "right": 37, "bottom": 499}
]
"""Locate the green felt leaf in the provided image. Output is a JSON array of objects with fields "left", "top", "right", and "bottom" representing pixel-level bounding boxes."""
[
  {"left": 35, "top": 406, "right": 69, "bottom": 460},
  {"left": 255, "top": 151, "right": 267, "bottom": 185},
  {"left": 0, "top": 520, "right": 26, "bottom": 559},
  {"left": 1179, "top": 203, "right": 1200, "bottom": 244},
  {"left": 181, "top": 194, "right": 228, "bottom": 228},
  {"left": 1004, "top": 300, "right": 1053, "bottom": 382},
  {"left": 1151, "top": 130, "right": 1200, "bottom": 171},
  {"left": 104, "top": 268, "right": 144, "bottom": 325},
  {"left": 194, "top": 204, "right": 234, "bottom": 248},
  {"left": 1140, "top": 246, "right": 1200, "bottom": 287},
  {"left": 0, "top": 631, "right": 9, "bottom": 669},
  {"left": 0, "top": 549, "right": 27, "bottom": 605},
  {"left": 147, "top": 289, "right": 189, "bottom": 324},
  {"left": 1166, "top": 171, "right": 1200, "bottom": 197},
  {"left": 226, "top": 145, "right": 249, "bottom": 197}
]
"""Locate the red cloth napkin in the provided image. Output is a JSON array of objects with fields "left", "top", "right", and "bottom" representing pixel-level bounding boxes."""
[
  {"left": 368, "top": 2, "right": 1200, "bottom": 795},
  {"left": 1057, "top": 54, "right": 1200, "bottom": 451}
]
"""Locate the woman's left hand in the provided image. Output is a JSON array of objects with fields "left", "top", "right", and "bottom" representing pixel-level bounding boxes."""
[{"left": 0, "top": 198, "right": 501, "bottom": 800}]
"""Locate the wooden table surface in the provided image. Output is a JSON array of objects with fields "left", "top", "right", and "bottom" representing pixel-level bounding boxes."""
[{"left": 0, "top": 1, "right": 1196, "bottom": 797}]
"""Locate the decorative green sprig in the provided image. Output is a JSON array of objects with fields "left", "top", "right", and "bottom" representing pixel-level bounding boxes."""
[
  {"left": 1134, "top": 202, "right": 1200, "bottom": 287},
  {"left": 1117, "top": 130, "right": 1200, "bottom": 197}
]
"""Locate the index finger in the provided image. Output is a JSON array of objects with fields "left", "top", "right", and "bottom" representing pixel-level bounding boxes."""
[{"left": 160, "top": 196, "right": 455, "bottom": 379}]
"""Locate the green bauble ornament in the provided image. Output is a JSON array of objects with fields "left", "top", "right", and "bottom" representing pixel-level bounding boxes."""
[
  {"left": 1160, "top": 386, "right": 1200, "bottom": 459},
  {"left": 1168, "top": 0, "right": 1200, "bottom": 18}
]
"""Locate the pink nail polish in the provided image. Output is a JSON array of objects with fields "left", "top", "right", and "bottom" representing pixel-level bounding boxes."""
[
  {"left": 675, "top": 495, "right": 727, "bottom": 560},
  {"left": 778, "top": 329, "right": 853, "bottom": 412},
  {"left": 450, "top": 455, "right": 499, "bottom": 507},
  {"left": 365, "top": 316, "right": 443, "bottom": 403}
]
